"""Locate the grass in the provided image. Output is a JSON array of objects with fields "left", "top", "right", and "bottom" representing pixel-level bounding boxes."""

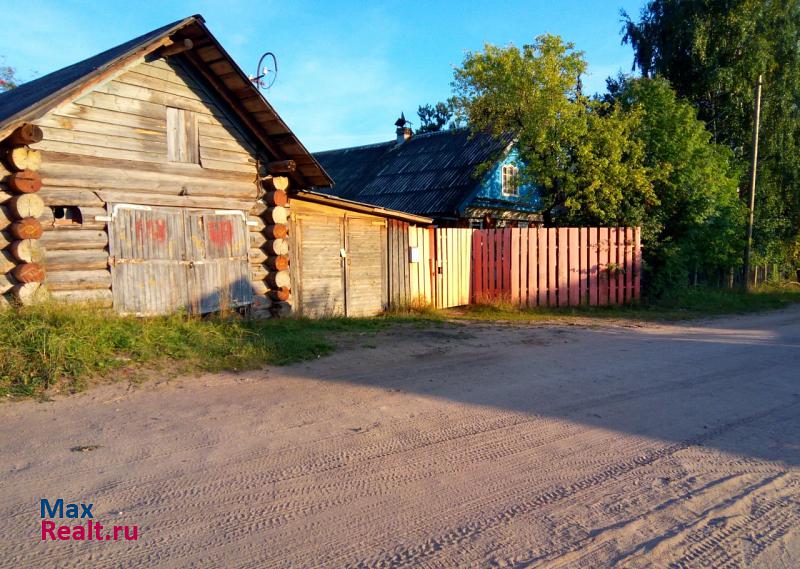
[
  {"left": 2, "top": 284, "right": 797, "bottom": 398},
  {"left": 0, "top": 302, "right": 437, "bottom": 398},
  {"left": 449, "top": 284, "right": 800, "bottom": 323}
]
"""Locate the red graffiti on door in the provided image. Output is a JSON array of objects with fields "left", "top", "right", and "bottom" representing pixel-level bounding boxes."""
[
  {"left": 135, "top": 219, "right": 167, "bottom": 243},
  {"left": 208, "top": 220, "right": 233, "bottom": 246}
]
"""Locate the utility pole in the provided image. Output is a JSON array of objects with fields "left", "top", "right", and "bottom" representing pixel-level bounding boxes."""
[{"left": 743, "top": 74, "right": 762, "bottom": 291}]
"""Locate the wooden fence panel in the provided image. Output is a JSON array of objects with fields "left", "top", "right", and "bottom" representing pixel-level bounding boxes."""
[
  {"left": 431, "top": 227, "right": 472, "bottom": 308},
  {"left": 633, "top": 227, "right": 641, "bottom": 301},
  {"left": 527, "top": 228, "right": 537, "bottom": 307},
  {"left": 461, "top": 226, "right": 641, "bottom": 309},
  {"left": 608, "top": 227, "right": 617, "bottom": 305},
  {"left": 546, "top": 228, "right": 556, "bottom": 306},
  {"left": 537, "top": 228, "right": 547, "bottom": 307},
  {"left": 624, "top": 227, "right": 633, "bottom": 303},
  {"left": 510, "top": 228, "right": 520, "bottom": 303},
  {"left": 618, "top": 227, "right": 625, "bottom": 304},
  {"left": 579, "top": 228, "right": 588, "bottom": 306},
  {"left": 386, "top": 220, "right": 411, "bottom": 308},
  {"left": 556, "top": 228, "right": 567, "bottom": 306},
  {"left": 598, "top": 227, "right": 609, "bottom": 306},
  {"left": 486, "top": 229, "right": 494, "bottom": 298},
  {"left": 472, "top": 230, "right": 482, "bottom": 302},
  {"left": 568, "top": 227, "right": 579, "bottom": 306},
  {"left": 459, "top": 229, "right": 472, "bottom": 305},
  {"left": 588, "top": 228, "right": 598, "bottom": 306},
  {"left": 519, "top": 228, "right": 528, "bottom": 307},
  {"left": 408, "top": 225, "right": 433, "bottom": 306}
]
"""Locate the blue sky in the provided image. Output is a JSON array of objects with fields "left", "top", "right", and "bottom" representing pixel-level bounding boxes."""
[{"left": 0, "top": 0, "right": 647, "bottom": 151}]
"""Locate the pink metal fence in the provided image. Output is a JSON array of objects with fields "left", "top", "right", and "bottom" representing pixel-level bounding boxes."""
[{"left": 471, "top": 227, "right": 641, "bottom": 306}]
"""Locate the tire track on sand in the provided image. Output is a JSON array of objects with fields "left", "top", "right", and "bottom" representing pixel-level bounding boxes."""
[{"left": 351, "top": 400, "right": 800, "bottom": 569}]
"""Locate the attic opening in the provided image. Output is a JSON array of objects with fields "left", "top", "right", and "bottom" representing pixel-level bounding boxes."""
[{"left": 52, "top": 206, "right": 83, "bottom": 226}]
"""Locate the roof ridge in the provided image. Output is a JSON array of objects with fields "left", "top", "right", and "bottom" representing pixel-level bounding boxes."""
[
  {"left": 315, "top": 139, "right": 396, "bottom": 155},
  {"left": 316, "top": 126, "right": 473, "bottom": 155},
  {"left": 408, "top": 126, "right": 470, "bottom": 140}
]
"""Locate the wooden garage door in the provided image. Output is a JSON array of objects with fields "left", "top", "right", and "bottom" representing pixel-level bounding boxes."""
[
  {"left": 295, "top": 214, "right": 345, "bottom": 318},
  {"left": 110, "top": 205, "right": 189, "bottom": 315},
  {"left": 344, "top": 217, "right": 386, "bottom": 317},
  {"left": 109, "top": 205, "right": 252, "bottom": 315},
  {"left": 184, "top": 210, "right": 253, "bottom": 313}
]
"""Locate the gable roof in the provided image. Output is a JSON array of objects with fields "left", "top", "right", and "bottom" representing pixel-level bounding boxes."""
[
  {"left": 0, "top": 14, "right": 332, "bottom": 188},
  {"left": 314, "top": 128, "right": 512, "bottom": 218}
]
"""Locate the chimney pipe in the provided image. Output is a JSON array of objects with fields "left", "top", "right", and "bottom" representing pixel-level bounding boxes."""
[
  {"left": 396, "top": 126, "right": 412, "bottom": 144},
  {"left": 394, "top": 112, "right": 412, "bottom": 144}
]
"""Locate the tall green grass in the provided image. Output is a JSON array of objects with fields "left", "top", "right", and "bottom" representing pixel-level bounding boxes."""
[
  {"left": 0, "top": 303, "right": 433, "bottom": 398},
  {"left": 2, "top": 285, "right": 796, "bottom": 398}
]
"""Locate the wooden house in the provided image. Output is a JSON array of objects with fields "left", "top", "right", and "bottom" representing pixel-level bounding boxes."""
[
  {"left": 314, "top": 118, "right": 543, "bottom": 228},
  {"left": 0, "top": 14, "right": 338, "bottom": 316}
]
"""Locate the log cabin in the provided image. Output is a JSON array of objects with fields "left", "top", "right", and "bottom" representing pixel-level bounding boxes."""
[{"left": 0, "top": 14, "right": 341, "bottom": 316}]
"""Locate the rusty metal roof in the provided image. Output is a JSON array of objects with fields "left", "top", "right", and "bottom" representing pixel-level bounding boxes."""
[
  {"left": 314, "top": 128, "right": 512, "bottom": 217},
  {"left": 292, "top": 190, "right": 433, "bottom": 225},
  {"left": 0, "top": 14, "right": 332, "bottom": 189}
]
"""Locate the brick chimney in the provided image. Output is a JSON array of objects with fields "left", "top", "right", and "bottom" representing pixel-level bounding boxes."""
[{"left": 394, "top": 112, "right": 412, "bottom": 144}]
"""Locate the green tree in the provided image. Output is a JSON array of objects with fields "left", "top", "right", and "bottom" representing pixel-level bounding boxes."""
[
  {"left": 611, "top": 76, "right": 746, "bottom": 293},
  {"left": 450, "top": 35, "right": 655, "bottom": 227},
  {"left": 623, "top": 0, "right": 800, "bottom": 272},
  {"left": 416, "top": 102, "right": 454, "bottom": 133},
  {"left": 450, "top": 35, "right": 745, "bottom": 293}
]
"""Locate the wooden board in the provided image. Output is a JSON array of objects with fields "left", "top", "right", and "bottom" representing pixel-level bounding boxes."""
[
  {"left": 431, "top": 227, "right": 472, "bottom": 308},
  {"left": 107, "top": 204, "right": 252, "bottom": 315},
  {"left": 386, "top": 219, "right": 411, "bottom": 308},
  {"left": 469, "top": 226, "right": 641, "bottom": 308},
  {"left": 409, "top": 225, "right": 433, "bottom": 306},
  {"left": 183, "top": 210, "right": 252, "bottom": 313},
  {"left": 294, "top": 213, "right": 345, "bottom": 317},
  {"left": 344, "top": 217, "right": 385, "bottom": 317},
  {"left": 108, "top": 205, "right": 189, "bottom": 315}
]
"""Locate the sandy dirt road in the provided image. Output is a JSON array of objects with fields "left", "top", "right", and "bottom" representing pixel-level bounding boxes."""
[{"left": 1, "top": 307, "right": 799, "bottom": 568}]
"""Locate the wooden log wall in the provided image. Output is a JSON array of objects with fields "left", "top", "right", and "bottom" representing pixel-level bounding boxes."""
[
  {"left": 0, "top": 123, "right": 48, "bottom": 307},
  {"left": 249, "top": 178, "right": 291, "bottom": 317}
]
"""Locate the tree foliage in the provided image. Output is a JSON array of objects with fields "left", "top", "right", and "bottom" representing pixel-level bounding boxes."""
[
  {"left": 450, "top": 35, "right": 746, "bottom": 293},
  {"left": 0, "top": 59, "right": 18, "bottom": 92},
  {"left": 450, "top": 35, "right": 654, "bottom": 227},
  {"left": 611, "top": 76, "right": 746, "bottom": 292},
  {"left": 623, "top": 0, "right": 800, "bottom": 269},
  {"left": 416, "top": 102, "right": 455, "bottom": 133}
]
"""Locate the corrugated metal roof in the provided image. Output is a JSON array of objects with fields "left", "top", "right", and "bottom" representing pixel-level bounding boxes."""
[{"left": 314, "top": 128, "right": 512, "bottom": 217}]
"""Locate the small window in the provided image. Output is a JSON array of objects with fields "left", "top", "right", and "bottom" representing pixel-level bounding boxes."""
[
  {"left": 501, "top": 164, "right": 519, "bottom": 197},
  {"left": 166, "top": 107, "right": 199, "bottom": 164},
  {"left": 52, "top": 206, "right": 82, "bottom": 226}
]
